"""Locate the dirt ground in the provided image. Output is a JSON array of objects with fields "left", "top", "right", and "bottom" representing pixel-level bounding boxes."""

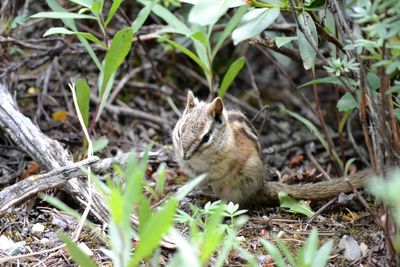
[{"left": 0, "top": 1, "right": 392, "bottom": 266}]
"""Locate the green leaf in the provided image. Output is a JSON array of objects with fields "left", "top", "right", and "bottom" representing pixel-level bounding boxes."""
[
  {"left": 260, "top": 239, "right": 286, "bottom": 267},
  {"left": 43, "top": 27, "right": 105, "bottom": 47},
  {"left": 212, "top": 5, "right": 248, "bottom": 59},
  {"left": 232, "top": 7, "right": 280, "bottom": 45},
  {"left": 338, "top": 110, "right": 352, "bottom": 135},
  {"left": 200, "top": 206, "right": 225, "bottom": 264},
  {"left": 188, "top": 0, "right": 231, "bottom": 26},
  {"left": 109, "top": 189, "right": 124, "bottom": 225},
  {"left": 297, "top": 12, "right": 318, "bottom": 70},
  {"left": 278, "top": 191, "right": 315, "bottom": 217},
  {"left": 58, "top": 233, "right": 97, "bottom": 267},
  {"left": 305, "top": 0, "right": 326, "bottom": 10},
  {"left": 337, "top": 92, "right": 358, "bottom": 112},
  {"left": 131, "top": 2, "right": 154, "bottom": 33},
  {"left": 367, "top": 72, "right": 380, "bottom": 91},
  {"left": 138, "top": 197, "right": 152, "bottom": 233},
  {"left": 175, "top": 174, "right": 207, "bottom": 200},
  {"left": 312, "top": 240, "right": 333, "bottom": 267},
  {"left": 274, "top": 237, "right": 296, "bottom": 267},
  {"left": 105, "top": 0, "right": 122, "bottom": 26},
  {"left": 31, "top": 11, "right": 96, "bottom": 19},
  {"left": 275, "top": 36, "right": 297, "bottom": 48},
  {"left": 298, "top": 76, "right": 350, "bottom": 88},
  {"left": 138, "top": 0, "right": 191, "bottom": 36},
  {"left": 45, "top": 0, "right": 102, "bottom": 70},
  {"left": 92, "top": 136, "right": 109, "bottom": 152},
  {"left": 70, "top": 0, "right": 94, "bottom": 8},
  {"left": 75, "top": 79, "right": 90, "bottom": 128},
  {"left": 158, "top": 37, "right": 210, "bottom": 76},
  {"left": 395, "top": 108, "right": 400, "bottom": 121},
  {"left": 130, "top": 199, "right": 178, "bottom": 265},
  {"left": 97, "top": 27, "right": 133, "bottom": 121},
  {"left": 218, "top": 57, "right": 246, "bottom": 97},
  {"left": 298, "top": 228, "right": 318, "bottom": 265}
]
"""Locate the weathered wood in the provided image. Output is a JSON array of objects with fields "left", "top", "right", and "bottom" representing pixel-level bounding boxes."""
[{"left": 0, "top": 84, "right": 176, "bottom": 248}]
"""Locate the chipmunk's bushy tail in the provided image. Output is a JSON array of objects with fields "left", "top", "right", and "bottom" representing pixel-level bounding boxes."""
[{"left": 251, "top": 168, "right": 379, "bottom": 207}]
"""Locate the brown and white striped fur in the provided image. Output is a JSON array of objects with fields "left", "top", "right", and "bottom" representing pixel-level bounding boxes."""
[
  {"left": 173, "top": 91, "right": 381, "bottom": 207},
  {"left": 172, "top": 91, "right": 264, "bottom": 204}
]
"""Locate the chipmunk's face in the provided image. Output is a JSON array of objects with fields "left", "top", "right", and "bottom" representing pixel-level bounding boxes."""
[{"left": 173, "top": 91, "right": 228, "bottom": 164}]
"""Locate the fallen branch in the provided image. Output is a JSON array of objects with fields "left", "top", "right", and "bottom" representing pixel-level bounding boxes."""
[{"left": 0, "top": 84, "right": 176, "bottom": 248}]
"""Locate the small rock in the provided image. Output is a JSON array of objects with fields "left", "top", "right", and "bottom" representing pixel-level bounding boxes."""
[
  {"left": 360, "top": 242, "right": 369, "bottom": 257},
  {"left": 339, "top": 235, "right": 361, "bottom": 261},
  {"left": 32, "top": 223, "right": 45, "bottom": 235},
  {"left": 40, "top": 238, "right": 50, "bottom": 245},
  {"left": 236, "top": 236, "right": 246, "bottom": 242},
  {"left": 0, "top": 235, "right": 25, "bottom": 256},
  {"left": 78, "top": 242, "right": 93, "bottom": 257}
]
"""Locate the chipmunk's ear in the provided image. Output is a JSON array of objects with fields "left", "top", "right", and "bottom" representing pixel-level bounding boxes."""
[
  {"left": 184, "top": 90, "right": 197, "bottom": 113},
  {"left": 209, "top": 97, "right": 224, "bottom": 123}
]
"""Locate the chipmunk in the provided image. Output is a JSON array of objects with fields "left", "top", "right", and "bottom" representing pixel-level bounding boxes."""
[{"left": 172, "top": 91, "right": 377, "bottom": 207}]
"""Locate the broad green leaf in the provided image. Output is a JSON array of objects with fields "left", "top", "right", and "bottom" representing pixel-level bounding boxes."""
[
  {"left": 218, "top": 57, "right": 246, "bottom": 97},
  {"left": 337, "top": 92, "right": 358, "bottom": 112},
  {"left": 58, "top": 233, "right": 97, "bottom": 267},
  {"left": 166, "top": 229, "right": 201, "bottom": 267},
  {"left": 232, "top": 7, "right": 280, "bottom": 45},
  {"left": 130, "top": 199, "right": 178, "bottom": 266},
  {"left": 105, "top": 0, "right": 122, "bottom": 26},
  {"left": 297, "top": 12, "right": 318, "bottom": 70},
  {"left": 124, "top": 150, "right": 149, "bottom": 207},
  {"left": 138, "top": 0, "right": 191, "bottom": 36},
  {"left": 275, "top": 36, "right": 297, "bottom": 48},
  {"left": 260, "top": 239, "right": 286, "bottom": 267},
  {"left": 312, "top": 240, "right": 333, "bottom": 267},
  {"left": 188, "top": 0, "right": 231, "bottom": 26},
  {"left": 45, "top": 0, "right": 102, "bottom": 70},
  {"left": 31, "top": 11, "right": 96, "bottom": 19},
  {"left": 298, "top": 228, "right": 318, "bottom": 265},
  {"left": 99, "top": 27, "right": 133, "bottom": 100},
  {"left": 386, "top": 85, "right": 400, "bottom": 94},
  {"left": 367, "top": 72, "right": 380, "bottom": 90},
  {"left": 298, "top": 76, "right": 351, "bottom": 88},
  {"left": 278, "top": 191, "right": 315, "bottom": 217},
  {"left": 131, "top": 2, "right": 153, "bottom": 33},
  {"left": 92, "top": 136, "right": 109, "bottom": 152},
  {"left": 191, "top": 31, "right": 208, "bottom": 45},
  {"left": 212, "top": 5, "right": 248, "bottom": 59},
  {"left": 158, "top": 37, "right": 210, "bottom": 76}
]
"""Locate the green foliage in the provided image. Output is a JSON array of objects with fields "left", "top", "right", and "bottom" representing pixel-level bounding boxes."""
[
  {"left": 32, "top": 0, "right": 153, "bottom": 132},
  {"left": 297, "top": 12, "right": 318, "bottom": 70},
  {"left": 278, "top": 192, "right": 315, "bottom": 217},
  {"left": 261, "top": 228, "right": 333, "bottom": 267},
  {"left": 369, "top": 169, "right": 400, "bottom": 252}
]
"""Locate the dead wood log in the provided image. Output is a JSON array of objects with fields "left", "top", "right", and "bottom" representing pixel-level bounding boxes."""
[{"left": 0, "top": 84, "right": 176, "bottom": 248}]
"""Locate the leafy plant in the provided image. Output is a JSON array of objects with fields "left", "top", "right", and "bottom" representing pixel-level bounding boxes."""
[
  {"left": 261, "top": 228, "right": 333, "bottom": 267},
  {"left": 31, "top": 0, "right": 152, "bottom": 132}
]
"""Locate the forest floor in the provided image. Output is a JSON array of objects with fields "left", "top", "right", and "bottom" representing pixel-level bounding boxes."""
[{"left": 0, "top": 2, "right": 391, "bottom": 266}]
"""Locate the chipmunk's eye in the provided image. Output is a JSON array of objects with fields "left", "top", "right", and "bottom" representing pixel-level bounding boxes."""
[{"left": 200, "top": 132, "right": 211, "bottom": 144}]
